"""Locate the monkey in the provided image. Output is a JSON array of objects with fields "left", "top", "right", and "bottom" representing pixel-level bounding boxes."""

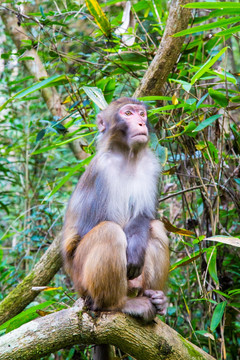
[{"left": 62, "top": 97, "right": 169, "bottom": 358}]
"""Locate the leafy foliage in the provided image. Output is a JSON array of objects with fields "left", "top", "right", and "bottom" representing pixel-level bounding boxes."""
[{"left": 0, "top": 0, "right": 239, "bottom": 359}]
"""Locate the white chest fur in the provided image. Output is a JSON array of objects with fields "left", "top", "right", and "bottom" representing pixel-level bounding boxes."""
[{"left": 98, "top": 149, "right": 160, "bottom": 226}]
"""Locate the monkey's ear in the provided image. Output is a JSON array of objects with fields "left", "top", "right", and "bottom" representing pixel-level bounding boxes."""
[{"left": 97, "top": 114, "right": 106, "bottom": 132}]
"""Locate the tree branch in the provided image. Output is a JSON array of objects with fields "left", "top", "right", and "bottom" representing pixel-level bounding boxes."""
[
  {"left": 0, "top": 235, "right": 62, "bottom": 326},
  {"left": 134, "top": 0, "right": 193, "bottom": 97},
  {"left": 0, "top": 300, "right": 215, "bottom": 360}
]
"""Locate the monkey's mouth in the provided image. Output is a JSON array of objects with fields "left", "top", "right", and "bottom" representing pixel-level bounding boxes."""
[{"left": 131, "top": 132, "right": 148, "bottom": 138}]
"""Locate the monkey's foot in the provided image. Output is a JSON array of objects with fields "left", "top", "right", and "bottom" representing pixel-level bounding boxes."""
[
  {"left": 122, "top": 296, "right": 156, "bottom": 323},
  {"left": 144, "top": 290, "right": 168, "bottom": 315}
]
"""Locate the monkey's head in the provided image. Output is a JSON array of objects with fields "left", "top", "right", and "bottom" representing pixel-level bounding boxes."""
[{"left": 97, "top": 97, "right": 149, "bottom": 151}]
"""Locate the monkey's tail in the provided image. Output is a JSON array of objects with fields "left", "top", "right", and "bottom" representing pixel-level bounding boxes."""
[{"left": 93, "top": 344, "right": 111, "bottom": 360}]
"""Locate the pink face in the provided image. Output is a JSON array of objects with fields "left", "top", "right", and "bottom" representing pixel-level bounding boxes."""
[{"left": 119, "top": 104, "right": 148, "bottom": 145}]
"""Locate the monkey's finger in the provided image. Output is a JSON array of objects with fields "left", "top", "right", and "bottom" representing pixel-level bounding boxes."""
[
  {"left": 144, "top": 289, "right": 156, "bottom": 298},
  {"left": 151, "top": 298, "right": 167, "bottom": 306},
  {"left": 157, "top": 308, "right": 167, "bottom": 316},
  {"left": 151, "top": 291, "right": 165, "bottom": 299}
]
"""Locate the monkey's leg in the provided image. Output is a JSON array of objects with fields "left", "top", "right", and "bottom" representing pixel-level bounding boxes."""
[
  {"left": 142, "top": 220, "right": 170, "bottom": 315},
  {"left": 72, "top": 221, "right": 128, "bottom": 310}
]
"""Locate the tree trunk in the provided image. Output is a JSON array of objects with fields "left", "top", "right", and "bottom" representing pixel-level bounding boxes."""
[{"left": 134, "top": 0, "right": 193, "bottom": 97}]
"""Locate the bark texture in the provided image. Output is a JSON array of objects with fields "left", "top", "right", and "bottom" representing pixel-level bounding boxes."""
[
  {"left": 0, "top": 300, "right": 215, "bottom": 360},
  {"left": 0, "top": 234, "right": 62, "bottom": 326},
  {"left": 134, "top": 0, "right": 193, "bottom": 97}
]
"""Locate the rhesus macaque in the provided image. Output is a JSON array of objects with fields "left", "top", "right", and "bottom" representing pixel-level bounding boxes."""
[{"left": 62, "top": 97, "right": 169, "bottom": 358}]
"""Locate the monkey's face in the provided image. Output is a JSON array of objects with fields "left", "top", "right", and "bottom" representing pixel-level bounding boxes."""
[{"left": 118, "top": 104, "right": 149, "bottom": 148}]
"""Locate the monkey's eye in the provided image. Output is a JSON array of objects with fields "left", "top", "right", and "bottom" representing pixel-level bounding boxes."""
[
  {"left": 125, "top": 110, "right": 132, "bottom": 116},
  {"left": 140, "top": 111, "right": 145, "bottom": 117}
]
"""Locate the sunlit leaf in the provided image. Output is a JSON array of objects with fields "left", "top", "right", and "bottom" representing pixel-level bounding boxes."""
[
  {"left": 195, "top": 330, "right": 214, "bottom": 340},
  {"left": 85, "top": 0, "right": 111, "bottom": 37},
  {"left": 161, "top": 217, "right": 195, "bottom": 236},
  {"left": 205, "top": 235, "right": 240, "bottom": 248},
  {"left": 82, "top": 86, "right": 108, "bottom": 110},
  {"left": 32, "top": 286, "right": 63, "bottom": 291},
  {"left": 172, "top": 94, "right": 178, "bottom": 105}
]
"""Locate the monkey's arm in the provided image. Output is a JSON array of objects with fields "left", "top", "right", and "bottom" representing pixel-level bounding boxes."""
[{"left": 124, "top": 214, "right": 151, "bottom": 280}]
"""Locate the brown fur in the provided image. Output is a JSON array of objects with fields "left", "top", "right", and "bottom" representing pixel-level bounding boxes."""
[{"left": 62, "top": 98, "right": 170, "bottom": 331}]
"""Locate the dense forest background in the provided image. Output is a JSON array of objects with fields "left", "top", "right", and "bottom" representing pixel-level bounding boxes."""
[{"left": 0, "top": 1, "right": 239, "bottom": 359}]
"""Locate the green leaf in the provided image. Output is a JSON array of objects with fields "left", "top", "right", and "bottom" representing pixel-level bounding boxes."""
[
  {"left": 32, "top": 131, "right": 97, "bottom": 155},
  {"left": 167, "top": 121, "right": 197, "bottom": 139},
  {"left": 85, "top": 0, "right": 111, "bottom": 37},
  {"left": 195, "top": 140, "right": 219, "bottom": 163},
  {"left": 184, "top": 2, "right": 240, "bottom": 9},
  {"left": 46, "top": 156, "right": 94, "bottom": 199},
  {"left": 204, "top": 235, "right": 240, "bottom": 248},
  {"left": 193, "top": 114, "right": 222, "bottom": 132},
  {"left": 206, "top": 247, "right": 219, "bottom": 285},
  {"left": 0, "top": 75, "right": 67, "bottom": 111},
  {"left": 0, "top": 301, "right": 54, "bottom": 333},
  {"left": 173, "top": 17, "right": 240, "bottom": 37},
  {"left": 36, "top": 129, "right": 46, "bottom": 142},
  {"left": 208, "top": 89, "right": 228, "bottom": 107},
  {"left": 216, "top": 24, "right": 240, "bottom": 37},
  {"left": 82, "top": 86, "right": 108, "bottom": 110},
  {"left": 169, "top": 79, "right": 192, "bottom": 92},
  {"left": 210, "top": 301, "right": 227, "bottom": 331},
  {"left": 191, "top": 47, "right": 228, "bottom": 85}
]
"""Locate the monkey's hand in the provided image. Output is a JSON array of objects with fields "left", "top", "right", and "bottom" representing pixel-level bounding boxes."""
[
  {"left": 126, "top": 244, "right": 146, "bottom": 279},
  {"left": 144, "top": 290, "right": 168, "bottom": 315}
]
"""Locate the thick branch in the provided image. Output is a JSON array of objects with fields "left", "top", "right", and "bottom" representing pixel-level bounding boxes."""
[
  {"left": 0, "top": 300, "right": 215, "bottom": 360},
  {"left": 134, "top": 0, "right": 193, "bottom": 97},
  {"left": 0, "top": 7, "right": 87, "bottom": 160},
  {"left": 0, "top": 235, "right": 62, "bottom": 326}
]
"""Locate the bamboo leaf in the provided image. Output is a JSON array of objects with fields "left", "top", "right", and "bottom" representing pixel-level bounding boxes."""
[
  {"left": 0, "top": 75, "right": 67, "bottom": 111},
  {"left": 161, "top": 217, "right": 195, "bottom": 237},
  {"left": 210, "top": 301, "right": 227, "bottom": 331},
  {"left": 82, "top": 86, "right": 108, "bottom": 110},
  {"left": 32, "top": 131, "right": 97, "bottom": 155},
  {"left": 208, "top": 89, "right": 228, "bottom": 107},
  {"left": 205, "top": 235, "right": 240, "bottom": 248},
  {"left": 206, "top": 247, "right": 219, "bottom": 285},
  {"left": 184, "top": 2, "right": 240, "bottom": 9},
  {"left": 173, "top": 17, "right": 240, "bottom": 37},
  {"left": 216, "top": 25, "right": 240, "bottom": 37},
  {"left": 193, "top": 114, "right": 222, "bottom": 132},
  {"left": 191, "top": 47, "right": 228, "bottom": 85},
  {"left": 85, "top": 0, "right": 111, "bottom": 37}
]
